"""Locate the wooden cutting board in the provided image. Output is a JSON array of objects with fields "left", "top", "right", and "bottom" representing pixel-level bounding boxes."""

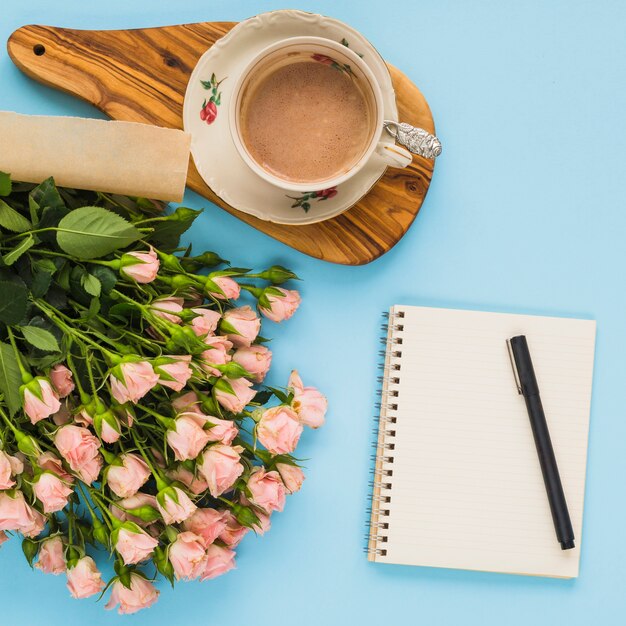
[{"left": 7, "top": 22, "right": 436, "bottom": 265}]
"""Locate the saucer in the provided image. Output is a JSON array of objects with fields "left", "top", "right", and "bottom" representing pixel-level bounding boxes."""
[{"left": 183, "top": 9, "right": 399, "bottom": 226}]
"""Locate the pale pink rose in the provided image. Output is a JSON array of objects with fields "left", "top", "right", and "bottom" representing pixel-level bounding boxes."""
[
  {"left": 190, "top": 308, "right": 221, "bottom": 337},
  {"left": 233, "top": 345, "right": 272, "bottom": 382},
  {"left": 155, "top": 355, "right": 192, "bottom": 391},
  {"left": 74, "top": 406, "right": 93, "bottom": 427},
  {"left": 50, "top": 364, "right": 75, "bottom": 398},
  {"left": 182, "top": 508, "right": 227, "bottom": 548},
  {"left": 288, "top": 370, "right": 328, "bottom": 429},
  {"left": 120, "top": 246, "right": 159, "bottom": 283},
  {"left": 106, "top": 573, "right": 159, "bottom": 615},
  {"left": 200, "top": 544, "right": 236, "bottom": 581},
  {"left": 114, "top": 525, "right": 158, "bottom": 565},
  {"left": 259, "top": 288, "right": 301, "bottom": 322},
  {"left": 66, "top": 556, "right": 105, "bottom": 599},
  {"left": 167, "top": 413, "right": 211, "bottom": 461},
  {"left": 157, "top": 486, "right": 196, "bottom": 524},
  {"left": 35, "top": 536, "right": 66, "bottom": 575},
  {"left": 257, "top": 406, "right": 303, "bottom": 455},
  {"left": 253, "top": 508, "right": 272, "bottom": 535},
  {"left": 0, "top": 491, "right": 45, "bottom": 536},
  {"left": 110, "top": 361, "right": 159, "bottom": 404},
  {"left": 99, "top": 414, "right": 121, "bottom": 444},
  {"left": 209, "top": 276, "right": 241, "bottom": 300},
  {"left": 169, "top": 531, "right": 207, "bottom": 580},
  {"left": 22, "top": 378, "right": 61, "bottom": 424},
  {"left": 0, "top": 449, "right": 23, "bottom": 490},
  {"left": 38, "top": 452, "right": 73, "bottom": 483},
  {"left": 0, "top": 531, "right": 7, "bottom": 546},
  {"left": 215, "top": 377, "right": 256, "bottom": 413},
  {"left": 218, "top": 510, "right": 249, "bottom": 547},
  {"left": 23, "top": 508, "right": 47, "bottom": 538},
  {"left": 167, "top": 466, "right": 209, "bottom": 495},
  {"left": 54, "top": 425, "right": 103, "bottom": 484},
  {"left": 33, "top": 472, "right": 72, "bottom": 513},
  {"left": 198, "top": 445, "right": 244, "bottom": 497},
  {"left": 221, "top": 306, "right": 261, "bottom": 348},
  {"left": 52, "top": 403, "right": 72, "bottom": 426},
  {"left": 276, "top": 463, "right": 305, "bottom": 494},
  {"left": 110, "top": 493, "right": 158, "bottom": 526},
  {"left": 149, "top": 296, "right": 184, "bottom": 323},
  {"left": 106, "top": 454, "right": 150, "bottom": 498},
  {"left": 204, "top": 415, "right": 238, "bottom": 445},
  {"left": 247, "top": 467, "right": 286, "bottom": 513},
  {"left": 200, "top": 335, "right": 233, "bottom": 376},
  {"left": 171, "top": 391, "right": 202, "bottom": 414}
]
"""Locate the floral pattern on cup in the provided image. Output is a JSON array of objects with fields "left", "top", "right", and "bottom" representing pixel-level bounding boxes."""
[
  {"left": 199, "top": 73, "right": 225, "bottom": 124},
  {"left": 340, "top": 38, "right": 364, "bottom": 58},
  {"left": 287, "top": 187, "right": 338, "bottom": 212},
  {"left": 310, "top": 53, "right": 353, "bottom": 77}
]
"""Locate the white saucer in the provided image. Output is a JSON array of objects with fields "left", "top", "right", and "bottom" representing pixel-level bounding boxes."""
[{"left": 183, "top": 9, "right": 399, "bottom": 226}]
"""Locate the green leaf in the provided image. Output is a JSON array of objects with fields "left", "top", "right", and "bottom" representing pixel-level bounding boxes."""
[
  {"left": 0, "top": 278, "right": 28, "bottom": 324},
  {"left": 0, "top": 341, "right": 22, "bottom": 415},
  {"left": 81, "top": 273, "right": 101, "bottom": 297},
  {"left": 57, "top": 206, "right": 141, "bottom": 259},
  {"left": 0, "top": 172, "right": 11, "bottom": 196},
  {"left": 19, "top": 326, "right": 60, "bottom": 353},
  {"left": 29, "top": 177, "right": 65, "bottom": 211},
  {"left": 148, "top": 206, "right": 202, "bottom": 250},
  {"left": 2, "top": 234, "right": 34, "bottom": 266},
  {"left": 90, "top": 265, "right": 117, "bottom": 294},
  {"left": 31, "top": 259, "right": 57, "bottom": 298},
  {"left": 0, "top": 200, "right": 32, "bottom": 233}
]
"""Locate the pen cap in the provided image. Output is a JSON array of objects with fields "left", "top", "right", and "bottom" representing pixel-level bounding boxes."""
[{"left": 509, "top": 335, "right": 540, "bottom": 396}]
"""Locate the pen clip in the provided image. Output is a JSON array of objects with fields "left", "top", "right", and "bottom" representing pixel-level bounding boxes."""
[{"left": 506, "top": 338, "right": 523, "bottom": 395}]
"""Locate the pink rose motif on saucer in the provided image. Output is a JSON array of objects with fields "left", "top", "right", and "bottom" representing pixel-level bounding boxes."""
[
  {"left": 199, "top": 73, "right": 225, "bottom": 124},
  {"left": 287, "top": 187, "right": 338, "bottom": 212}
]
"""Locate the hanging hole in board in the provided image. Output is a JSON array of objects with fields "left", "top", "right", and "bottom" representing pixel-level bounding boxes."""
[{"left": 33, "top": 44, "right": 46, "bottom": 56}]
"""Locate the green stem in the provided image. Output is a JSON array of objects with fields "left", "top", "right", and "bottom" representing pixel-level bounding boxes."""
[
  {"left": 0, "top": 406, "right": 19, "bottom": 435},
  {"left": 6, "top": 328, "right": 31, "bottom": 382},
  {"left": 132, "top": 432, "right": 166, "bottom": 489}
]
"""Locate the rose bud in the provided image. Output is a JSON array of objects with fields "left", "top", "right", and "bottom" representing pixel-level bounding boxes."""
[
  {"left": 207, "top": 275, "right": 241, "bottom": 300},
  {"left": 218, "top": 510, "right": 249, "bottom": 547},
  {"left": 182, "top": 508, "right": 227, "bottom": 548},
  {"left": 93, "top": 408, "right": 122, "bottom": 444},
  {"left": 120, "top": 246, "right": 160, "bottom": 283},
  {"left": 166, "top": 465, "right": 209, "bottom": 495},
  {"left": 259, "top": 287, "right": 301, "bottom": 322},
  {"left": 232, "top": 345, "right": 272, "bottom": 383},
  {"left": 276, "top": 462, "right": 305, "bottom": 494},
  {"left": 214, "top": 377, "right": 256, "bottom": 414},
  {"left": 154, "top": 355, "right": 192, "bottom": 391},
  {"left": 110, "top": 360, "right": 160, "bottom": 405},
  {"left": 197, "top": 444, "right": 244, "bottom": 498},
  {"left": 38, "top": 452, "right": 73, "bottom": 483},
  {"left": 288, "top": 370, "right": 328, "bottom": 429},
  {"left": 167, "top": 413, "right": 211, "bottom": 462},
  {"left": 106, "top": 453, "right": 151, "bottom": 499},
  {"left": 106, "top": 573, "right": 159, "bottom": 615},
  {"left": 0, "top": 449, "right": 23, "bottom": 490},
  {"left": 66, "top": 556, "right": 105, "bottom": 599},
  {"left": 252, "top": 508, "right": 272, "bottom": 535},
  {"left": 20, "top": 377, "right": 61, "bottom": 425},
  {"left": 220, "top": 306, "right": 261, "bottom": 348},
  {"left": 204, "top": 415, "right": 238, "bottom": 445},
  {"left": 190, "top": 307, "right": 221, "bottom": 337},
  {"left": 113, "top": 522, "right": 159, "bottom": 565},
  {"left": 156, "top": 485, "right": 197, "bottom": 524},
  {"left": 246, "top": 467, "right": 286, "bottom": 513},
  {"left": 54, "top": 425, "right": 103, "bottom": 484},
  {"left": 35, "top": 535, "right": 66, "bottom": 575},
  {"left": 169, "top": 531, "right": 208, "bottom": 581},
  {"left": 200, "top": 544, "right": 236, "bottom": 581},
  {"left": 33, "top": 472, "right": 73, "bottom": 513},
  {"left": 171, "top": 391, "right": 202, "bottom": 414},
  {"left": 49, "top": 364, "right": 75, "bottom": 398},
  {"left": 199, "top": 335, "right": 233, "bottom": 376},
  {"left": 109, "top": 493, "right": 159, "bottom": 527},
  {"left": 257, "top": 264, "right": 299, "bottom": 285},
  {"left": 149, "top": 296, "right": 184, "bottom": 323},
  {"left": 256, "top": 406, "right": 303, "bottom": 455}
]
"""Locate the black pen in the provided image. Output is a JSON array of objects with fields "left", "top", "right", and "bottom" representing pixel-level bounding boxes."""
[{"left": 506, "top": 335, "right": 575, "bottom": 550}]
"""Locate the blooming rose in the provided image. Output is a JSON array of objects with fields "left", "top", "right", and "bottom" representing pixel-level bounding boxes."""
[
  {"left": 276, "top": 462, "right": 305, "bottom": 494},
  {"left": 288, "top": 370, "right": 328, "bottom": 429},
  {"left": 106, "top": 454, "right": 150, "bottom": 498},
  {"left": 182, "top": 508, "right": 227, "bottom": 548},
  {"left": 169, "top": 531, "right": 207, "bottom": 580},
  {"left": 232, "top": 345, "right": 272, "bottom": 383},
  {"left": 200, "top": 544, "right": 236, "bottom": 581},
  {"left": 50, "top": 364, "right": 75, "bottom": 398},
  {"left": 0, "top": 491, "right": 45, "bottom": 537},
  {"left": 220, "top": 306, "right": 261, "bottom": 348},
  {"left": 54, "top": 425, "right": 103, "bottom": 484},
  {"left": 209, "top": 276, "right": 241, "bottom": 300},
  {"left": 38, "top": 452, "right": 73, "bottom": 483},
  {"left": 66, "top": 556, "right": 105, "bottom": 599},
  {"left": 110, "top": 361, "right": 159, "bottom": 405},
  {"left": 256, "top": 406, "right": 303, "bottom": 455},
  {"left": 259, "top": 288, "right": 301, "bottom": 322},
  {"left": 202, "top": 415, "right": 238, "bottom": 445},
  {"left": 200, "top": 100, "right": 218, "bottom": 124},
  {"left": 190, "top": 308, "right": 221, "bottom": 337},
  {"left": 215, "top": 377, "right": 256, "bottom": 413},
  {"left": 218, "top": 510, "right": 249, "bottom": 547},
  {"left": 0, "top": 449, "right": 23, "bottom": 490},
  {"left": 198, "top": 445, "right": 244, "bottom": 497},
  {"left": 167, "top": 413, "right": 212, "bottom": 462},
  {"left": 35, "top": 535, "right": 66, "bottom": 575},
  {"left": 120, "top": 246, "right": 159, "bottom": 283},
  {"left": 149, "top": 296, "right": 184, "bottom": 323},
  {"left": 33, "top": 472, "right": 73, "bottom": 513},
  {"left": 114, "top": 524, "right": 159, "bottom": 565},
  {"left": 155, "top": 355, "right": 192, "bottom": 391},
  {"left": 110, "top": 493, "right": 158, "bottom": 527},
  {"left": 200, "top": 335, "right": 233, "bottom": 376},
  {"left": 106, "top": 573, "right": 159, "bottom": 615},
  {"left": 166, "top": 466, "right": 209, "bottom": 495},
  {"left": 21, "top": 377, "right": 61, "bottom": 424},
  {"left": 247, "top": 467, "right": 286, "bottom": 513},
  {"left": 157, "top": 486, "right": 196, "bottom": 524}
]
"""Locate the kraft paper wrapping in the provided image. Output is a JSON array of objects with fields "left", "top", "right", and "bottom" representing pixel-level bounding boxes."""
[{"left": 0, "top": 111, "right": 191, "bottom": 202}]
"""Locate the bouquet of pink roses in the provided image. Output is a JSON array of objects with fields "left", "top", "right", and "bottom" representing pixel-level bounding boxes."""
[{"left": 0, "top": 174, "right": 326, "bottom": 614}]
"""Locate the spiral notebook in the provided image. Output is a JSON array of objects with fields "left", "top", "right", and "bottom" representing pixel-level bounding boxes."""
[{"left": 367, "top": 305, "right": 596, "bottom": 578}]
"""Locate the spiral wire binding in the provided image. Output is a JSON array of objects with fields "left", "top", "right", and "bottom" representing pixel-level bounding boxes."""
[{"left": 365, "top": 308, "right": 404, "bottom": 559}]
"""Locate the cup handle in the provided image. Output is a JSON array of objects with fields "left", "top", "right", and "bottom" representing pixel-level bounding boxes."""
[
  {"left": 383, "top": 121, "right": 443, "bottom": 160},
  {"left": 375, "top": 142, "right": 413, "bottom": 169}
]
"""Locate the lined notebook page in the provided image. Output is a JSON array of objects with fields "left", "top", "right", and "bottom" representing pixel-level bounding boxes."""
[{"left": 369, "top": 305, "right": 596, "bottom": 578}]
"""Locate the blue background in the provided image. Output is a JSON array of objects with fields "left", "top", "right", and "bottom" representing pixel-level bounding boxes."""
[{"left": 1, "top": 1, "right": 625, "bottom": 624}]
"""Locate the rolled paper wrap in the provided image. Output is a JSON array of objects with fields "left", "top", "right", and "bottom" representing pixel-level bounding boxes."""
[{"left": 0, "top": 111, "right": 191, "bottom": 201}]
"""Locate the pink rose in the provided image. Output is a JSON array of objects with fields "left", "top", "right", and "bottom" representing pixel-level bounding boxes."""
[
  {"left": 190, "top": 308, "right": 221, "bottom": 337},
  {"left": 33, "top": 472, "right": 72, "bottom": 513},
  {"left": 171, "top": 391, "right": 202, "bottom": 414},
  {"left": 259, "top": 288, "right": 301, "bottom": 322},
  {"left": 110, "top": 493, "right": 158, "bottom": 527},
  {"left": 155, "top": 355, "right": 192, "bottom": 391},
  {"left": 218, "top": 510, "right": 249, "bottom": 547},
  {"left": 38, "top": 452, "right": 73, "bottom": 483},
  {"left": 98, "top": 413, "right": 121, "bottom": 444},
  {"left": 149, "top": 296, "right": 184, "bottom": 323},
  {"left": 200, "top": 544, "right": 236, "bottom": 581},
  {"left": 209, "top": 276, "right": 241, "bottom": 300},
  {"left": 52, "top": 403, "right": 72, "bottom": 426},
  {"left": 120, "top": 246, "right": 159, "bottom": 283},
  {"left": 54, "top": 425, "right": 103, "bottom": 484},
  {"left": 182, "top": 508, "right": 227, "bottom": 548},
  {"left": 35, "top": 535, "right": 66, "bottom": 575},
  {"left": 198, "top": 445, "right": 244, "bottom": 497},
  {"left": 169, "top": 531, "right": 207, "bottom": 581},
  {"left": 288, "top": 370, "right": 327, "bottom": 429},
  {"left": 50, "top": 364, "right": 75, "bottom": 398},
  {"left": 157, "top": 486, "right": 196, "bottom": 524},
  {"left": 167, "top": 413, "right": 212, "bottom": 461},
  {"left": 0, "top": 449, "right": 23, "bottom": 490},
  {"left": 106, "top": 453, "right": 150, "bottom": 498},
  {"left": 66, "top": 556, "right": 105, "bottom": 599},
  {"left": 204, "top": 415, "right": 238, "bottom": 445},
  {"left": 256, "top": 406, "right": 303, "bottom": 455},
  {"left": 252, "top": 508, "right": 272, "bottom": 535},
  {"left": 22, "top": 377, "right": 61, "bottom": 424},
  {"left": 221, "top": 306, "right": 261, "bottom": 348},
  {"left": 106, "top": 573, "right": 159, "bottom": 614},
  {"left": 114, "top": 524, "right": 159, "bottom": 565},
  {"left": 215, "top": 377, "right": 256, "bottom": 413},
  {"left": 233, "top": 345, "right": 272, "bottom": 383},
  {"left": 0, "top": 491, "right": 46, "bottom": 536},
  {"left": 167, "top": 465, "right": 208, "bottom": 495},
  {"left": 247, "top": 467, "right": 286, "bottom": 513},
  {"left": 110, "top": 361, "right": 159, "bottom": 405},
  {"left": 200, "top": 335, "right": 233, "bottom": 376},
  {"left": 276, "top": 463, "right": 305, "bottom": 494}
]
